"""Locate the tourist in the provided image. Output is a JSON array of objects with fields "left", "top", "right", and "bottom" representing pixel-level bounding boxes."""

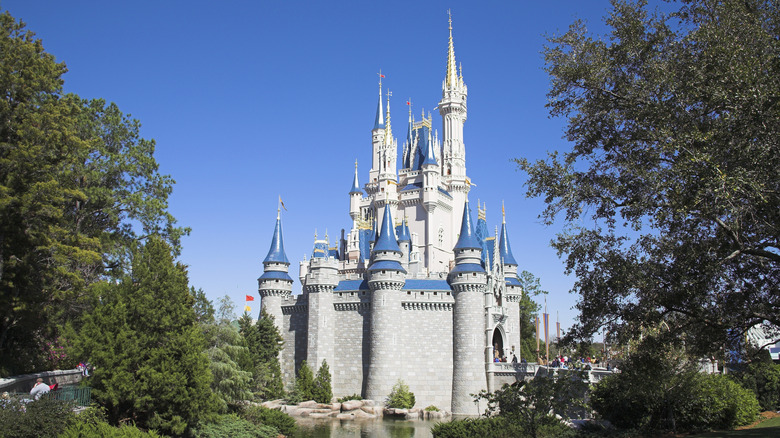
[{"left": 29, "top": 378, "right": 50, "bottom": 400}]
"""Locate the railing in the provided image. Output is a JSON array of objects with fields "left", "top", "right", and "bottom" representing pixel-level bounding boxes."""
[{"left": 43, "top": 386, "right": 92, "bottom": 406}]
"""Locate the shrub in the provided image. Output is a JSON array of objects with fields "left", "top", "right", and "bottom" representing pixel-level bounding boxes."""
[
  {"left": 387, "top": 379, "right": 415, "bottom": 409},
  {"left": 337, "top": 394, "right": 363, "bottom": 403},
  {"left": 312, "top": 360, "right": 333, "bottom": 403},
  {"left": 239, "top": 405, "right": 297, "bottom": 437},
  {"left": 194, "top": 414, "right": 278, "bottom": 438},
  {"left": 431, "top": 417, "right": 515, "bottom": 438},
  {"left": 60, "top": 406, "right": 161, "bottom": 437},
  {"left": 731, "top": 359, "right": 780, "bottom": 411},
  {"left": 424, "top": 405, "right": 440, "bottom": 412},
  {"left": 592, "top": 371, "right": 760, "bottom": 432},
  {"left": 0, "top": 397, "right": 75, "bottom": 438}
]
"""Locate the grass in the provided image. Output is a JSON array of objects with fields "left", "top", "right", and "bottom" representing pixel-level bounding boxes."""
[{"left": 690, "top": 413, "right": 780, "bottom": 437}]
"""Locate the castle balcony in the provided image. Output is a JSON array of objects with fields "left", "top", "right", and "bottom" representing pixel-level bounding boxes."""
[{"left": 488, "top": 305, "right": 508, "bottom": 324}]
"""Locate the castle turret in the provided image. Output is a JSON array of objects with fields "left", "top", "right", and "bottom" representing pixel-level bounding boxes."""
[
  {"left": 304, "top": 233, "right": 339, "bottom": 371},
  {"left": 365, "top": 201, "right": 407, "bottom": 402},
  {"left": 396, "top": 216, "right": 411, "bottom": 272},
  {"left": 369, "top": 75, "right": 386, "bottom": 187},
  {"left": 259, "top": 209, "right": 294, "bottom": 332},
  {"left": 499, "top": 203, "right": 522, "bottom": 359},
  {"left": 448, "top": 198, "right": 487, "bottom": 415}
]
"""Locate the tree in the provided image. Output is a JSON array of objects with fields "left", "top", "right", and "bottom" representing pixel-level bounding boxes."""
[
  {"left": 517, "top": 0, "right": 780, "bottom": 357},
  {"left": 387, "top": 379, "right": 415, "bottom": 409},
  {"left": 0, "top": 11, "right": 187, "bottom": 375},
  {"left": 475, "top": 369, "right": 588, "bottom": 438},
  {"left": 199, "top": 294, "right": 253, "bottom": 412},
  {"left": 517, "top": 271, "right": 547, "bottom": 362},
  {"left": 312, "top": 360, "right": 333, "bottom": 404},
  {"left": 71, "top": 236, "right": 218, "bottom": 435},
  {"left": 238, "top": 309, "right": 284, "bottom": 400},
  {"left": 294, "top": 361, "right": 315, "bottom": 402}
]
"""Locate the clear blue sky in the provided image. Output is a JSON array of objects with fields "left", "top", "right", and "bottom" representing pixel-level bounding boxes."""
[{"left": 5, "top": 1, "right": 620, "bottom": 335}]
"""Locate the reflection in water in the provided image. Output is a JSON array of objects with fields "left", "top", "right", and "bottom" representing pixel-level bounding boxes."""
[{"left": 294, "top": 417, "right": 447, "bottom": 438}]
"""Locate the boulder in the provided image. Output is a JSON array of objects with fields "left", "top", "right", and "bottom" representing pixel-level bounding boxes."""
[
  {"left": 352, "top": 409, "right": 376, "bottom": 419},
  {"left": 299, "top": 400, "right": 318, "bottom": 408},
  {"left": 308, "top": 412, "right": 330, "bottom": 419},
  {"left": 405, "top": 412, "right": 419, "bottom": 420},
  {"left": 330, "top": 402, "right": 341, "bottom": 411},
  {"left": 336, "top": 412, "right": 355, "bottom": 420},
  {"left": 341, "top": 400, "right": 364, "bottom": 411},
  {"left": 362, "top": 399, "right": 375, "bottom": 407},
  {"left": 298, "top": 408, "right": 315, "bottom": 417}
]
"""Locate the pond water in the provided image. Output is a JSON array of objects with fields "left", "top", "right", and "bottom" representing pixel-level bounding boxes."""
[{"left": 293, "top": 417, "right": 450, "bottom": 438}]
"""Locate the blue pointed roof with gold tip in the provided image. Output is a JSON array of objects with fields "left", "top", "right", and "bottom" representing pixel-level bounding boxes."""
[
  {"left": 263, "top": 214, "right": 289, "bottom": 264},
  {"left": 453, "top": 199, "right": 482, "bottom": 251}
]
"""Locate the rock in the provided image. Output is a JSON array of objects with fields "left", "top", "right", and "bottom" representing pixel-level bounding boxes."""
[
  {"left": 353, "top": 409, "right": 376, "bottom": 419},
  {"left": 405, "top": 412, "right": 419, "bottom": 419},
  {"left": 362, "top": 399, "right": 375, "bottom": 407},
  {"left": 316, "top": 403, "right": 333, "bottom": 410},
  {"left": 336, "top": 412, "right": 355, "bottom": 420},
  {"left": 331, "top": 402, "right": 341, "bottom": 411},
  {"left": 360, "top": 406, "right": 377, "bottom": 415},
  {"left": 308, "top": 412, "right": 330, "bottom": 419},
  {"left": 261, "top": 399, "right": 283, "bottom": 409},
  {"left": 341, "top": 400, "right": 364, "bottom": 411},
  {"left": 298, "top": 408, "right": 315, "bottom": 417},
  {"left": 299, "top": 400, "right": 318, "bottom": 408},
  {"left": 312, "top": 408, "right": 333, "bottom": 414}
]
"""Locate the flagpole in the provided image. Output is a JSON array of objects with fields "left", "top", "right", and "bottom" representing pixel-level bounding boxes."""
[{"left": 544, "top": 298, "right": 549, "bottom": 365}]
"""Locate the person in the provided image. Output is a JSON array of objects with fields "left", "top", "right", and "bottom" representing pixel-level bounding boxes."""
[
  {"left": 511, "top": 354, "right": 518, "bottom": 364},
  {"left": 29, "top": 378, "right": 50, "bottom": 400}
]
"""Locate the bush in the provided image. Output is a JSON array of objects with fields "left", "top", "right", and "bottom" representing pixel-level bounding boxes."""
[
  {"left": 387, "top": 380, "right": 415, "bottom": 409},
  {"left": 194, "top": 414, "right": 278, "bottom": 438},
  {"left": 337, "top": 394, "right": 363, "bottom": 403},
  {"left": 0, "top": 397, "right": 75, "bottom": 438},
  {"left": 239, "top": 405, "right": 297, "bottom": 437},
  {"left": 731, "top": 358, "right": 780, "bottom": 411},
  {"left": 431, "top": 417, "right": 514, "bottom": 438},
  {"left": 60, "top": 406, "right": 161, "bottom": 437},
  {"left": 424, "top": 405, "right": 440, "bottom": 412},
  {"left": 592, "top": 371, "right": 759, "bottom": 432}
]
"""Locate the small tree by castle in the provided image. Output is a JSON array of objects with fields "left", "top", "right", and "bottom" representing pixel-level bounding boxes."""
[
  {"left": 312, "top": 360, "right": 333, "bottom": 404},
  {"left": 387, "top": 380, "right": 415, "bottom": 409},
  {"left": 295, "top": 361, "right": 315, "bottom": 401}
]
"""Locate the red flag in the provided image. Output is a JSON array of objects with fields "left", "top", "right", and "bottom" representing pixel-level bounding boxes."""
[
  {"left": 406, "top": 101, "right": 410, "bottom": 105},
  {"left": 245, "top": 295, "right": 255, "bottom": 301},
  {"left": 380, "top": 74, "right": 385, "bottom": 78}
]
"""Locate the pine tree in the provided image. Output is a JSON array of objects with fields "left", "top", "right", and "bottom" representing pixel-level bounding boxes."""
[
  {"left": 72, "top": 236, "right": 218, "bottom": 435},
  {"left": 312, "top": 360, "right": 333, "bottom": 404},
  {"left": 295, "top": 361, "right": 315, "bottom": 402}
]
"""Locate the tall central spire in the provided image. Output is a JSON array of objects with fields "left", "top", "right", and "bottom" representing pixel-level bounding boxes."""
[
  {"left": 373, "top": 70, "right": 385, "bottom": 130},
  {"left": 445, "top": 11, "right": 458, "bottom": 89}
]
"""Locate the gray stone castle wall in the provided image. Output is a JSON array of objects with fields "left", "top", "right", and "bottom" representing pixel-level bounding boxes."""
[
  {"left": 280, "top": 294, "right": 308, "bottom": 387},
  {"left": 331, "top": 291, "right": 371, "bottom": 396}
]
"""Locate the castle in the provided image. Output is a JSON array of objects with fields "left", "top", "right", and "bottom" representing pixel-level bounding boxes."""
[{"left": 258, "top": 17, "right": 523, "bottom": 416}]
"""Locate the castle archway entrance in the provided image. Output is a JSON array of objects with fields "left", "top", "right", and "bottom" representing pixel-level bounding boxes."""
[{"left": 492, "top": 327, "right": 504, "bottom": 361}]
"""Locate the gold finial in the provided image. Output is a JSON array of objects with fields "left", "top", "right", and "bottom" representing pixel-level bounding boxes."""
[
  {"left": 446, "top": 10, "right": 457, "bottom": 88},
  {"left": 502, "top": 201, "right": 506, "bottom": 224},
  {"left": 314, "top": 229, "right": 318, "bottom": 240},
  {"left": 355, "top": 159, "right": 358, "bottom": 170},
  {"left": 377, "top": 69, "right": 383, "bottom": 89}
]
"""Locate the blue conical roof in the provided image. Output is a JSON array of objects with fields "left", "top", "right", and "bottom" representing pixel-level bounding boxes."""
[
  {"left": 263, "top": 215, "right": 289, "bottom": 264},
  {"left": 421, "top": 128, "right": 438, "bottom": 167},
  {"left": 373, "top": 92, "right": 384, "bottom": 130},
  {"left": 396, "top": 216, "right": 411, "bottom": 242},
  {"left": 350, "top": 164, "right": 362, "bottom": 194},
  {"left": 454, "top": 199, "right": 482, "bottom": 251},
  {"left": 373, "top": 205, "right": 401, "bottom": 253},
  {"left": 499, "top": 221, "right": 518, "bottom": 265}
]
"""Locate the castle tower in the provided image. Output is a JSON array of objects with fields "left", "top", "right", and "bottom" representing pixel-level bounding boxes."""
[
  {"left": 369, "top": 75, "right": 386, "bottom": 189},
  {"left": 448, "top": 198, "right": 487, "bottom": 415},
  {"left": 397, "top": 216, "right": 411, "bottom": 272},
  {"left": 303, "top": 234, "right": 339, "bottom": 371},
  {"left": 438, "top": 14, "right": 470, "bottom": 255},
  {"left": 258, "top": 209, "right": 294, "bottom": 331},
  {"left": 365, "top": 202, "right": 407, "bottom": 402},
  {"left": 499, "top": 203, "right": 523, "bottom": 359}
]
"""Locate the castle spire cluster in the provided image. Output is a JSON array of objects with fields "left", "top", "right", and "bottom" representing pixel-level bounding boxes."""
[{"left": 258, "top": 15, "right": 522, "bottom": 416}]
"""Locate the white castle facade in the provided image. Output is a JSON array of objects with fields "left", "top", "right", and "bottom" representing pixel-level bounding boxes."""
[{"left": 258, "top": 18, "right": 524, "bottom": 415}]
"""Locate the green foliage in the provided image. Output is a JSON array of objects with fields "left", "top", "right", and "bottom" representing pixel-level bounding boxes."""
[
  {"left": 518, "top": 0, "right": 780, "bottom": 357},
  {"left": 191, "top": 287, "right": 215, "bottom": 324},
  {"left": 591, "top": 339, "right": 760, "bottom": 433},
  {"left": 238, "top": 310, "right": 284, "bottom": 400},
  {"left": 312, "top": 360, "right": 333, "bottom": 404},
  {"left": 476, "top": 369, "right": 588, "bottom": 438},
  {"left": 71, "top": 236, "right": 219, "bottom": 436},
  {"left": 431, "top": 417, "right": 518, "bottom": 438},
  {"left": 424, "top": 405, "right": 440, "bottom": 412},
  {"left": 239, "top": 405, "right": 297, "bottom": 437},
  {"left": 517, "top": 271, "right": 546, "bottom": 361},
  {"left": 193, "top": 414, "right": 278, "bottom": 438},
  {"left": 732, "top": 359, "right": 780, "bottom": 411},
  {"left": 0, "top": 398, "right": 76, "bottom": 438},
  {"left": 337, "top": 393, "right": 363, "bottom": 403},
  {"left": 0, "top": 10, "right": 187, "bottom": 376},
  {"left": 387, "top": 379, "right": 415, "bottom": 409},
  {"left": 60, "top": 406, "right": 160, "bottom": 438},
  {"left": 295, "top": 360, "right": 315, "bottom": 401}
]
